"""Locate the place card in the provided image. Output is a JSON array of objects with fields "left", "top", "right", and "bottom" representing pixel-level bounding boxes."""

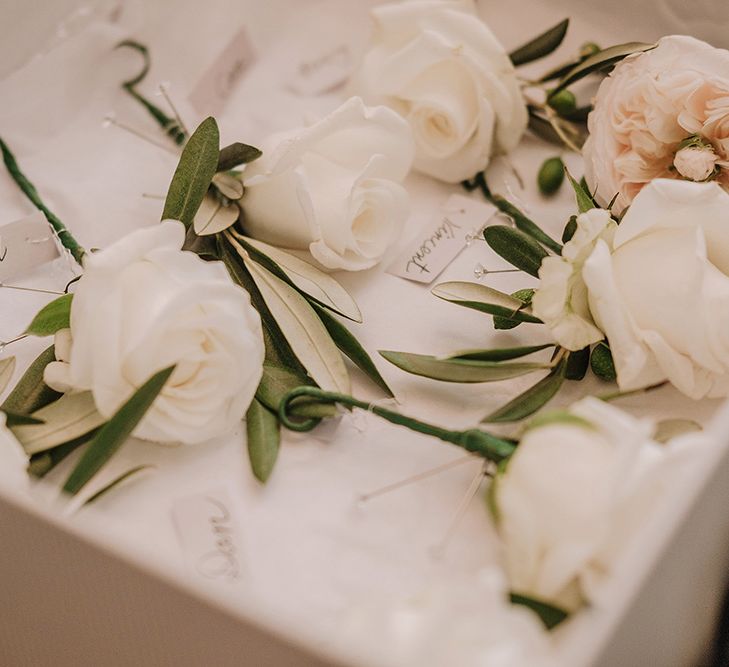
[
  {"left": 171, "top": 487, "right": 245, "bottom": 584},
  {"left": 287, "top": 43, "right": 352, "bottom": 96},
  {"left": 188, "top": 27, "right": 255, "bottom": 117},
  {"left": 387, "top": 194, "right": 497, "bottom": 284},
  {"left": 0, "top": 211, "right": 60, "bottom": 282}
]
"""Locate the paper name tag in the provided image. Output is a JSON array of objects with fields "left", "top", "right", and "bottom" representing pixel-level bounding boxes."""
[
  {"left": 171, "top": 488, "right": 245, "bottom": 583},
  {"left": 188, "top": 27, "right": 255, "bottom": 117},
  {"left": 0, "top": 211, "right": 60, "bottom": 282},
  {"left": 388, "top": 194, "right": 497, "bottom": 283},
  {"left": 287, "top": 44, "right": 352, "bottom": 96}
]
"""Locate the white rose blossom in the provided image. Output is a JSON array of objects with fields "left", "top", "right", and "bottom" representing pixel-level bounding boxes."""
[
  {"left": 44, "top": 220, "right": 264, "bottom": 445},
  {"left": 533, "top": 178, "right": 729, "bottom": 399},
  {"left": 494, "top": 397, "right": 694, "bottom": 612},
  {"left": 241, "top": 96, "right": 414, "bottom": 271},
  {"left": 350, "top": 0, "right": 527, "bottom": 183},
  {"left": 583, "top": 35, "right": 729, "bottom": 213}
]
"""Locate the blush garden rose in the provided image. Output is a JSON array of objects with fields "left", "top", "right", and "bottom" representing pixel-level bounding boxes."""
[
  {"left": 241, "top": 96, "right": 414, "bottom": 271},
  {"left": 350, "top": 0, "right": 527, "bottom": 183},
  {"left": 583, "top": 35, "right": 729, "bottom": 213},
  {"left": 44, "top": 220, "right": 265, "bottom": 445}
]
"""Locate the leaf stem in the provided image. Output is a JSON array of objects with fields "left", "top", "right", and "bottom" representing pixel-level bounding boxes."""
[
  {"left": 0, "top": 137, "right": 85, "bottom": 265},
  {"left": 278, "top": 386, "right": 516, "bottom": 463}
]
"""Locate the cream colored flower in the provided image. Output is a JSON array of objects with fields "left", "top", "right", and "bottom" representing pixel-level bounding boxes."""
[
  {"left": 44, "top": 221, "right": 264, "bottom": 445},
  {"left": 583, "top": 35, "right": 729, "bottom": 213},
  {"left": 350, "top": 0, "right": 527, "bottom": 183},
  {"left": 531, "top": 208, "right": 616, "bottom": 351}
]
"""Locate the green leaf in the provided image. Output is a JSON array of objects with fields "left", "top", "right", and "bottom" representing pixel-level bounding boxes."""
[
  {"left": 4, "top": 411, "right": 44, "bottom": 427},
  {"left": 565, "top": 346, "right": 590, "bottom": 381},
  {"left": 590, "top": 342, "right": 616, "bottom": 381},
  {"left": 162, "top": 117, "right": 220, "bottom": 227},
  {"left": 509, "top": 19, "right": 569, "bottom": 66},
  {"left": 83, "top": 465, "right": 154, "bottom": 505},
  {"left": 484, "top": 226, "right": 549, "bottom": 278},
  {"left": 193, "top": 192, "right": 239, "bottom": 236},
  {"left": 379, "top": 351, "right": 550, "bottom": 384},
  {"left": 445, "top": 343, "right": 553, "bottom": 362},
  {"left": 63, "top": 366, "right": 175, "bottom": 495},
  {"left": 255, "top": 364, "right": 335, "bottom": 419},
  {"left": 550, "top": 42, "right": 655, "bottom": 96},
  {"left": 528, "top": 109, "right": 564, "bottom": 146},
  {"left": 27, "top": 430, "right": 98, "bottom": 478},
  {"left": 0, "top": 356, "right": 16, "bottom": 396},
  {"left": 482, "top": 359, "right": 566, "bottom": 423},
  {"left": 237, "top": 233, "right": 362, "bottom": 322},
  {"left": 11, "top": 391, "right": 106, "bottom": 455},
  {"left": 562, "top": 215, "right": 578, "bottom": 243},
  {"left": 1, "top": 346, "right": 61, "bottom": 415},
  {"left": 24, "top": 294, "right": 73, "bottom": 336},
  {"left": 218, "top": 142, "right": 262, "bottom": 172},
  {"left": 509, "top": 592, "right": 569, "bottom": 630},
  {"left": 493, "top": 288, "right": 536, "bottom": 330},
  {"left": 489, "top": 192, "right": 562, "bottom": 253},
  {"left": 314, "top": 305, "right": 393, "bottom": 397},
  {"left": 432, "top": 282, "right": 542, "bottom": 324},
  {"left": 565, "top": 170, "right": 596, "bottom": 213},
  {"left": 244, "top": 257, "right": 350, "bottom": 393},
  {"left": 246, "top": 398, "right": 280, "bottom": 483},
  {"left": 212, "top": 172, "right": 244, "bottom": 200}
]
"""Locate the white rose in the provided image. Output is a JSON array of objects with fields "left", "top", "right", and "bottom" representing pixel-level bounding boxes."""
[
  {"left": 44, "top": 220, "right": 264, "bottom": 445},
  {"left": 532, "top": 208, "right": 616, "bottom": 351},
  {"left": 241, "top": 97, "right": 414, "bottom": 271},
  {"left": 583, "top": 35, "right": 729, "bottom": 213},
  {"left": 494, "top": 397, "right": 681, "bottom": 612},
  {"left": 350, "top": 0, "right": 527, "bottom": 183},
  {"left": 673, "top": 145, "right": 718, "bottom": 182},
  {"left": 581, "top": 179, "right": 729, "bottom": 398}
]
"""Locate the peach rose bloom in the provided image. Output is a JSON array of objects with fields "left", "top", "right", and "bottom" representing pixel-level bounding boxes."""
[{"left": 583, "top": 35, "right": 729, "bottom": 213}]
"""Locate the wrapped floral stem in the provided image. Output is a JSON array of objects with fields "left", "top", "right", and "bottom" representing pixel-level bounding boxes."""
[
  {"left": 0, "top": 138, "right": 85, "bottom": 265},
  {"left": 278, "top": 386, "right": 516, "bottom": 463}
]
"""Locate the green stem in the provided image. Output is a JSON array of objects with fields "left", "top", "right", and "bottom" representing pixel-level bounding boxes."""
[
  {"left": 123, "top": 86, "right": 187, "bottom": 146},
  {"left": 0, "top": 137, "right": 85, "bottom": 265},
  {"left": 278, "top": 387, "right": 517, "bottom": 463}
]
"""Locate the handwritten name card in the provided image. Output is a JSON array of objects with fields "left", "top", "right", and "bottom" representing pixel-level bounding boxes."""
[
  {"left": 387, "top": 194, "right": 497, "bottom": 284},
  {"left": 171, "top": 488, "right": 245, "bottom": 584}
]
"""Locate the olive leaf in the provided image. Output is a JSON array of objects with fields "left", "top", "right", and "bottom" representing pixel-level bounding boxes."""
[
  {"left": 193, "top": 192, "right": 239, "bottom": 236},
  {"left": 28, "top": 430, "right": 98, "bottom": 478},
  {"left": 244, "top": 258, "right": 350, "bottom": 394},
  {"left": 379, "top": 351, "right": 550, "bottom": 383},
  {"left": 24, "top": 294, "right": 73, "bottom": 337},
  {"left": 211, "top": 172, "right": 245, "bottom": 200},
  {"left": 1, "top": 346, "right": 60, "bottom": 415},
  {"left": 444, "top": 343, "right": 553, "bottom": 362},
  {"left": 11, "top": 391, "right": 106, "bottom": 455},
  {"left": 591, "top": 341, "right": 616, "bottom": 381},
  {"left": 63, "top": 366, "right": 175, "bottom": 495},
  {"left": 509, "top": 19, "right": 569, "bottom": 67},
  {"left": 0, "top": 356, "right": 16, "bottom": 396},
  {"left": 482, "top": 358, "right": 566, "bottom": 423},
  {"left": 565, "top": 346, "right": 590, "bottom": 381},
  {"left": 238, "top": 234, "right": 362, "bottom": 322},
  {"left": 562, "top": 215, "right": 578, "bottom": 243},
  {"left": 313, "top": 304, "right": 393, "bottom": 397},
  {"left": 83, "top": 465, "right": 154, "bottom": 505},
  {"left": 484, "top": 226, "right": 549, "bottom": 277},
  {"left": 550, "top": 42, "right": 655, "bottom": 96},
  {"left": 217, "top": 142, "right": 262, "bottom": 172},
  {"left": 246, "top": 398, "right": 280, "bottom": 483},
  {"left": 162, "top": 117, "right": 220, "bottom": 227},
  {"left": 565, "top": 170, "right": 596, "bottom": 213},
  {"left": 493, "top": 288, "right": 536, "bottom": 330},
  {"left": 510, "top": 592, "right": 569, "bottom": 630},
  {"left": 431, "top": 282, "right": 542, "bottom": 324}
]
